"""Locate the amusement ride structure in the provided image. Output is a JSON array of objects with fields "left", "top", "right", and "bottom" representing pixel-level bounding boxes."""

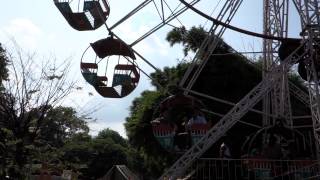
[{"left": 54, "top": 0, "right": 320, "bottom": 179}]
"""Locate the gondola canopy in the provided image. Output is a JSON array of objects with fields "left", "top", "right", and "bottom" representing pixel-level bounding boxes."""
[{"left": 54, "top": 0, "right": 110, "bottom": 31}]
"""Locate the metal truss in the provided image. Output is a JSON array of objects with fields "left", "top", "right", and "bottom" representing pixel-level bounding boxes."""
[
  {"left": 159, "top": 36, "right": 307, "bottom": 180},
  {"left": 180, "top": 0, "right": 243, "bottom": 92},
  {"left": 289, "top": 81, "right": 310, "bottom": 106},
  {"left": 159, "top": 0, "right": 320, "bottom": 179},
  {"left": 292, "top": 0, "right": 320, "bottom": 29},
  {"left": 292, "top": 0, "right": 320, "bottom": 158},
  {"left": 99, "top": 0, "right": 201, "bottom": 83},
  {"left": 108, "top": 0, "right": 200, "bottom": 47},
  {"left": 263, "top": 0, "right": 292, "bottom": 127}
]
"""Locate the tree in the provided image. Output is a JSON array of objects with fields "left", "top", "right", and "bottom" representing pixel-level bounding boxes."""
[
  {"left": 96, "top": 128, "right": 127, "bottom": 147},
  {"left": 0, "top": 43, "right": 9, "bottom": 176},
  {"left": 27, "top": 106, "right": 90, "bottom": 173},
  {"left": 61, "top": 128, "right": 135, "bottom": 179},
  {"left": 0, "top": 43, "right": 8, "bottom": 85},
  {"left": 0, "top": 43, "right": 76, "bottom": 178},
  {"left": 39, "top": 106, "right": 90, "bottom": 148}
]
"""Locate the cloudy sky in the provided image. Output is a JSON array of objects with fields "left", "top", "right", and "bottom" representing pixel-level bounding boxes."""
[{"left": 0, "top": 0, "right": 302, "bottom": 137}]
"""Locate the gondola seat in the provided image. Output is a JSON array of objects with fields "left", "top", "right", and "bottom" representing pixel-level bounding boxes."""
[
  {"left": 190, "top": 124, "right": 210, "bottom": 145},
  {"left": 152, "top": 123, "right": 175, "bottom": 151}
]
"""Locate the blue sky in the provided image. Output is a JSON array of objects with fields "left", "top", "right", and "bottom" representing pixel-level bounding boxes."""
[{"left": 0, "top": 0, "right": 302, "bottom": 137}]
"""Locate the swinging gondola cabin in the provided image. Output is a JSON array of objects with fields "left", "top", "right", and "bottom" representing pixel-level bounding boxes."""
[
  {"left": 80, "top": 36, "right": 140, "bottom": 98},
  {"left": 54, "top": 0, "right": 110, "bottom": 31},
  {"left": 240, "top": 119, "right": 317, "bottom": 179},
  {"left": 151, "top": 92, "right": 210, "bottom": 153}
]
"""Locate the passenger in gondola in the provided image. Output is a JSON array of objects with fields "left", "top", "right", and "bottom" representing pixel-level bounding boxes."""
[
  {"left": 220, "top": 136, "right": 233, "bottom": 159},
  {"left": 262, "top": 135, "right": 282, "bottom": 159},
  {"left": 219, "top": 135, "right": 236, "bottom": 179},
  {"left": 151, "top": 116, "right": 177, "bottom": 131},
  {"left": 186, "top": 109, "right": 207, "bottom": 129},
  {"left": 173, "top": 116, "right": 189, "bottom": 151},
  {"left": 156, "top": 86, "right": 208, "bottom": 152}
]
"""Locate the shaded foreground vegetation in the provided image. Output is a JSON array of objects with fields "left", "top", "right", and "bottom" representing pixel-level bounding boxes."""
[{"left": 0, "top": 43, "right": 145, "bottom": 179}]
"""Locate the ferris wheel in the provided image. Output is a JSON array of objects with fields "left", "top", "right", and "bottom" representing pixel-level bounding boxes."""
[{"left": 53, "top": 0, "right": 320, "bottom": 179}]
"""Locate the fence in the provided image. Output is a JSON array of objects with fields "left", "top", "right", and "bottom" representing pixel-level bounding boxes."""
[{"left": 186, "top": 158, "right": 320, "bottom": 180}]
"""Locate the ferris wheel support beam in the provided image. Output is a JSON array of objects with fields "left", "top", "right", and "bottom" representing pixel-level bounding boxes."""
[
  {"left": 291, "top": 0, "right": 320, "bottom": 159},
  {"left": 109, "top": 0, "right": 153, "bottom": 31},
  {"left": 109, "top": 0, "right": 200, "bottom": 46},
  {"left": 183, "top": 88, "right": 276, "bottom": 118},
  {"left": 289, "top": 81, "right": 310, "bottom": 106},
  {"left": 159, "top": 43, "right": 307, "bottom": 179},
  {"left": 262, "top": 0, "right": 292, "bottom": 128},
  {"left": 130, "top": 0, "right": 200, "bottom": 46},
  {"left": 179, "top": 0, "right": 243, "bottom": 91}
]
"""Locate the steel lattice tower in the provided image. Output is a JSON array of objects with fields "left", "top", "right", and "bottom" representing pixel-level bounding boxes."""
[
  {"left": 262, "top": 0, "right": 292, "bottom": 128},
  {"left": 292, "top": 0, "right": 320, "bottom": 158}
]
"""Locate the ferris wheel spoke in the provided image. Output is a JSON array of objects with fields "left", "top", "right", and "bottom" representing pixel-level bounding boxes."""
[
  {"left": 129, "top": 0, "right": 200, "bottom": 46},
  {"left": 109, "top": 0, "right": 153, "bottom": 30},
  {"left": 180, "top": 0, "right": 243, "bottom": 91}
]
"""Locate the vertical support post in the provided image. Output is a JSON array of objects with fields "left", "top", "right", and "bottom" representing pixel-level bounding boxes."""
[
  {"left": 262, "top": 0, "right": 292, "bottom": 128},
  {"left": 292, "top": 0, "right": 320, "bottom": 160}
]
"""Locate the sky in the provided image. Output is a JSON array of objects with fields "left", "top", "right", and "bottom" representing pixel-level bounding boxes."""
[{"left": 0, "top": 0, "right": 302, "bottom": 137}]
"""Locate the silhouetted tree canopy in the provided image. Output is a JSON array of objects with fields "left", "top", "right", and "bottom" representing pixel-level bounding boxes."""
[{"left": 0, "top": 43, "right": 8, "bottom": 83}]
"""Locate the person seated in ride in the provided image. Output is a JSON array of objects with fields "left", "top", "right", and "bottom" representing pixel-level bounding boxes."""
[
  {"left": 262, "top": 135, "right": 282, "bottom": 159},
  {"left": 181, "top": 110, "right": 207, "bottom": 148},
  {"left": 151, "top": 116, "right": 177, "bottom": 132},
  {"left": 174, "top": 116, "right": 191, "bottom": 151},
  {"left": 220, "top": 136, "right": 233, "bottom": 159},
  {"left": 186, "top": 109, "right": 207, "bottom": 129}
]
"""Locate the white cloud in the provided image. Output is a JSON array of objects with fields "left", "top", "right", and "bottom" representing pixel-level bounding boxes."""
[
  {"left": 116, "top": 20, "right": 170, "bottom": 57},
  {"left": 1, "top": 18, "right": 42, "bottom": 49},
  {"left": 88, "top": 121, "right": 127, "bottom": 138},
  {"left": 153, "top": 35, "right": 169, "bottom": 56}
]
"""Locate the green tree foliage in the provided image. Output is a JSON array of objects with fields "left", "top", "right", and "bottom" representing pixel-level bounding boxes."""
[
  {"left": 150, "top": 63, "right": 189, "bottom": 91},
  {"left": 97, "top": 128, "right": 127, "bottom": 147},
  {"left": 0, "top": 105, "right": 89, "bottom": 178},
  {"left": 28, "top": 106, "right": 90, "bottom": 171},
  {"left": 62, "top": 128, "right": 136, "bottom": 179},
  {"left": 39, "top": 106, "right": 89, "bottom": 147},
  {"left": 125, "top": 90, "right": 174, "bottom": 177},
  {"left": 166, "top": 26, "right": 206, "bottom": 56},
  {"left": 0, "top": 42, "right": 142, "bottom": 179},
  {"left": 0, "top": 44, "right": 76, "bottom": 178},
  {"left": 0, "top": 44, "right": 9, "bottom": 176},
  {"left": 0, "top": 43, "right": 8, "bottom": 84}
]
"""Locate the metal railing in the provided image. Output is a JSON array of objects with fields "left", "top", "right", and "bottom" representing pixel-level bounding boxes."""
[{"left": 185, "top": 158, "right": 320, "bottom": 180}]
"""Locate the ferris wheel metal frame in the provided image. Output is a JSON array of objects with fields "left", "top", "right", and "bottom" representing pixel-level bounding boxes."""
[
  {"left": 158, "top": 0, "right": 320, "bottom": 179},
  {"left": 54, "top": 0, "right": 320, "bottom": 179}
]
